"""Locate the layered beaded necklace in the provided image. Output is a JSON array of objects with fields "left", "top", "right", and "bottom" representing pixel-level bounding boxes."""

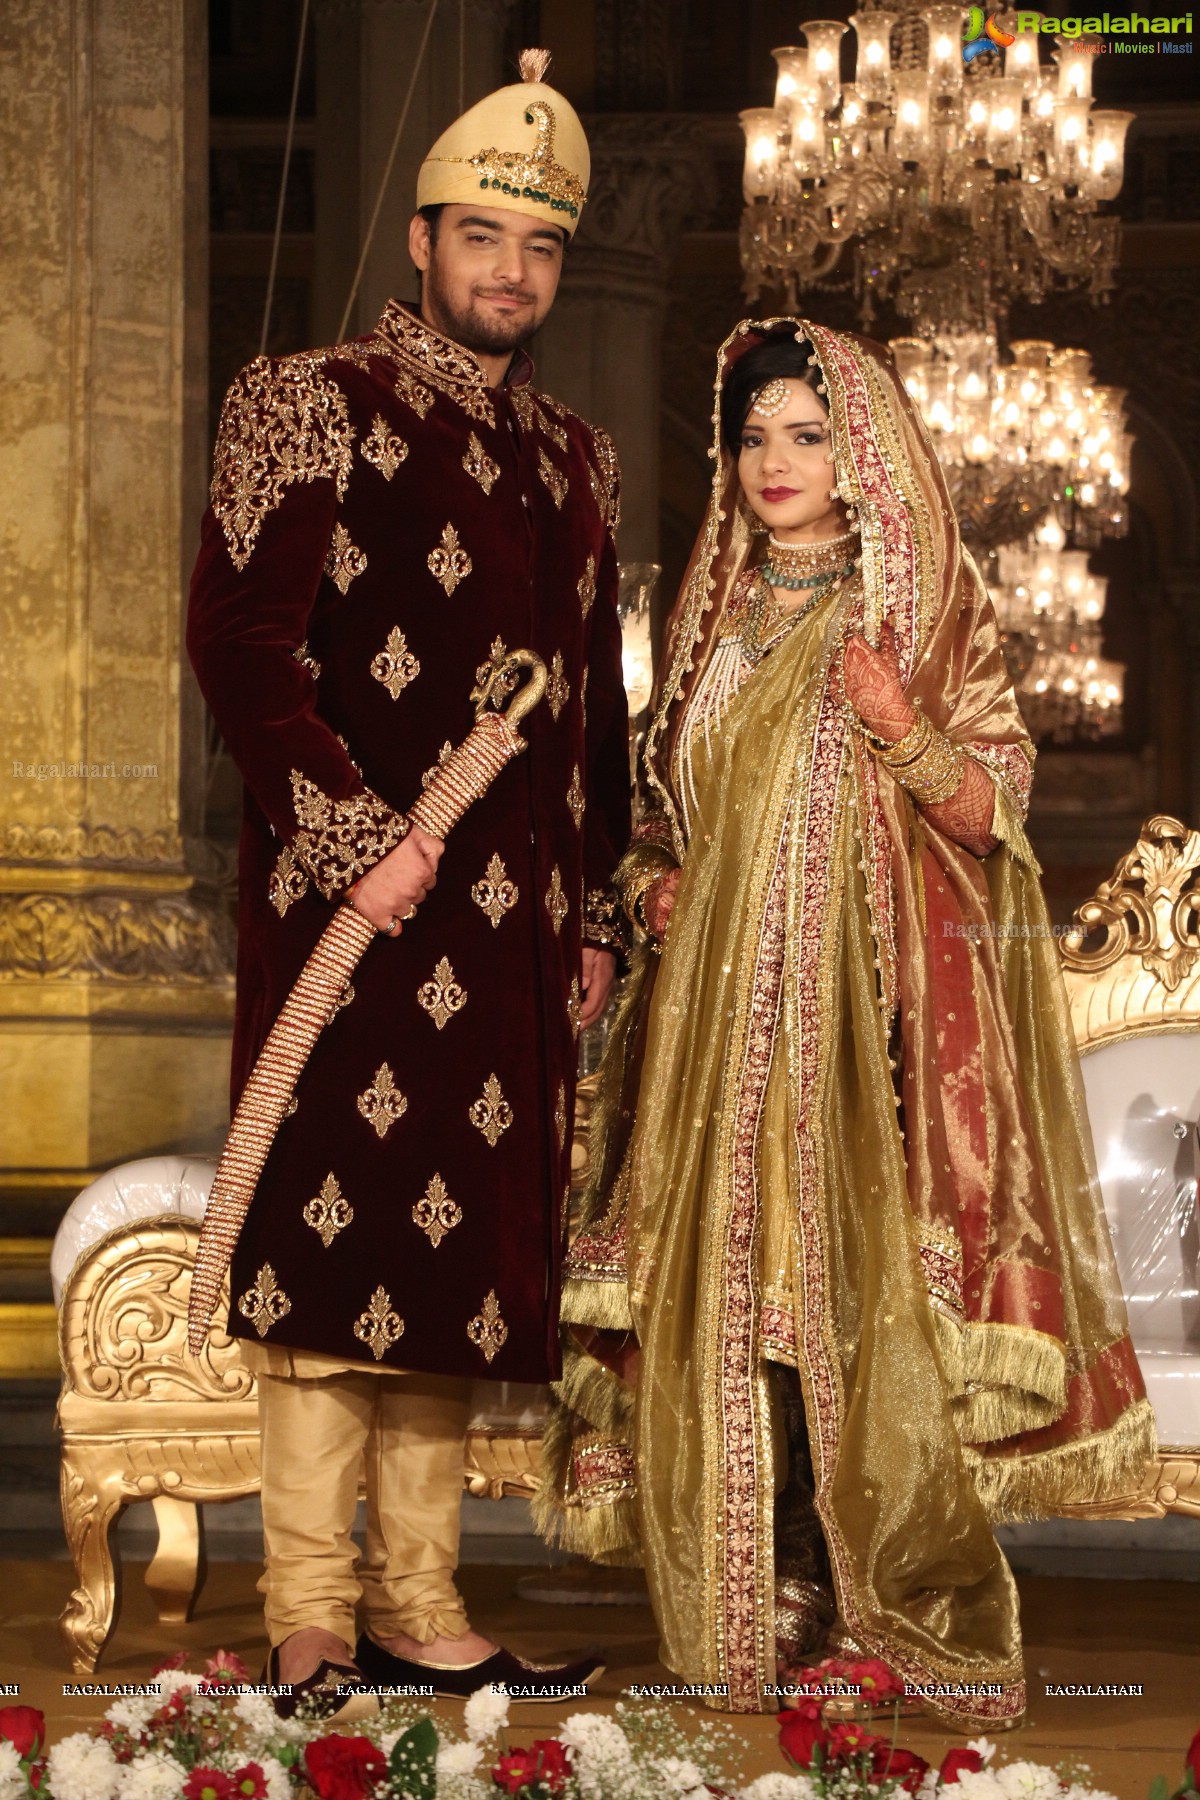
[{"left": 761, "top": 528, "right": 859, "bottom": 594}]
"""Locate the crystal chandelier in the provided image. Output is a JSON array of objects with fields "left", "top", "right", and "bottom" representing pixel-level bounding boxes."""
[
  {"left": 889, "top": 333, "right": 1131, "bottom": 551},
  {"left": 739, "top": 11, "right": 1134, "bottom": 333},
  {"left": 989, "top": 514, "right": 1124, "bottom": 740}
]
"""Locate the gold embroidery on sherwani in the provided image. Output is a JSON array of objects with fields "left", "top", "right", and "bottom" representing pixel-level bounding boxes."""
[
  {"left": 535, "top": 399, "right": 569, "bottom": 452},
  {"left": 467, "top": 1289, "right": 509, "bottom": 1364},
  {"left": 545, "top": 865, "right": 568, "bottom": 935},
  {"left": 303, "top": 1172, "right": 354, "bottom": 1247},
  {"left": 567, "top": 764, "right": 585, "bottom": 829},
  {"left": 421, "top": 742, "right": 454, "bottom": 788},
  {"left": 588, "top": 426, "right": 621, "bottom": 532},
  {"left": 538, "top": 446, "right": 568, "bottom": 509},
  {"left": 211, "top": 353, "right": 356, "bottom": 570},
  {"left": 362, "top": 413, "right": 408, "bottom": 479},
  {"left": 469, "top": 1073, "right": 513, "bottom": 1146},
  {"left": 471, "top": 853, "right": 518, "bottom": 927},
  {"left": 238, "top": 1264, "right": 291, "bottom": 1337},
  {"left": 372, "top": 302, "right": 496, "bottom": 426},
  {"left": 357, "top": 1063, "right": 407, "bottom": 1138},
  {"left": 474, "top": 637, "right": 511, "bottom": 699},
  {"left": 370, "top": 626, "right": 420, "bottom": 699},
  {"left": 354, "top": 1285, "right": 404, "bottom": 1360},
  {"left": 568, "top": 976, "right": 582, "bottom": 1039},
  {"left": 293, "top": 641, "right": 321, "bottom": 679},
  {"left": 462, "top": 432, "right": 500, "bottom": 494},
  {"left": 394, "top": 366, "right": 434, "bottom": 419},
  {"left": 324, "top": 521, "right": 367, "bottom": 594},
  {"left": 335, "top": 981, "right": 355, "bottom": 1011},
  {"left": 555, "top": 1083, "right": 567, "bottom": 1150},
  {"left": 289, "top": 771, "right": 408, "bottom": 898},
  {"left": 269, "top": 844, "right": 309, "bottom": 917},
  {"left": 413, "top": 1173, "right": 463, "bottom": 1247},
  {"left": 417, "top": 955, "right": 467, "bottom": 1029},
  {"left": 578, "top": 554, "right": 597, "bottom": 620},
  {"left": 547, "top": 651, "right": 569, "bottom": 721},
  {"left": 427, "top": 523, "right": 472, "bottom": 595}
]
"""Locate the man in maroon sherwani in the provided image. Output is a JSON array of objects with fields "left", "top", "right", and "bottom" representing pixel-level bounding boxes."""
[{"left": 187, "top": 55, "right": 629, "bottom": 1713}]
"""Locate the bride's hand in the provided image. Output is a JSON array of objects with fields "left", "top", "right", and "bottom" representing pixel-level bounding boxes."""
[
  {"left": 644, "top": 868, "right": 681, "bottom": 940},
  {"left": 842, "top": 621, "right": 916, "bottom": 742}
]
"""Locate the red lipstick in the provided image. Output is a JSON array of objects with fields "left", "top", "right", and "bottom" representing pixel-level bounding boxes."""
[{"left": 760, "top": 486, "right": 799, "bottom": 502}]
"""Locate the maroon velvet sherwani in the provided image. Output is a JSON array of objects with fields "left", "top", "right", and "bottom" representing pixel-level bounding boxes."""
[{"left": 187, "top": 300, "right": 630, "bottom": 1385}]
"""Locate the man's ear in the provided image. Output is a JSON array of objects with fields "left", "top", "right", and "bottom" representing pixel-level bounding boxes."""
[{"left": 408, "top": 212, "right": 432, "bottom": 273}]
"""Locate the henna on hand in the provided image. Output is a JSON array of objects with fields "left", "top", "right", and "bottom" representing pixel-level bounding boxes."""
[
  {"left": 843, "top": 621, "right": 916, "bottom": 741},
  {"left": 644, "top": 868, "right": 681, "bottom": 940},
  {"left": 923, "top": 757, "right": 997, "bottom": 857}
]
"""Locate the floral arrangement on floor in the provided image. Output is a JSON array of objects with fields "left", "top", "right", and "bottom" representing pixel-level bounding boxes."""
[{"left": 0, "top": 1658, "right": 1195, "bottom": 1800}]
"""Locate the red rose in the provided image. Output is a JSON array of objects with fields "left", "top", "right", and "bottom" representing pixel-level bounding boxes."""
[
  {"left": 940, "top": 1747, "right": 987, "bottom": 1784},
  {"left": 779, "top": 1704, "right": 831, "bottom": 1769},
  {"left": 304, "top": 1734, "right": 388, "bottom": 1800},
  {"left": 183, "top": 1770, "right": 234, "bottom": 1800},
  {"left": 872, "top": 1742, "right": 930, "bottom": 1792},
  {"left": 493, "top": 1739, "right": 573, "bottom": 1794},
  {"left": 231, "top": 1765, "right": 269, "bottom": 1799},
  {"left": 1186, "top": 1729, "right": 1200, "bottom": 1790},
  {"left": 0, "top": 1708, "right": 45, "bottom": 1759}
]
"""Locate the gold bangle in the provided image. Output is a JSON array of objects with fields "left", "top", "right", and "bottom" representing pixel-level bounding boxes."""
[
  {"left": 892, "top": 733, "right": 966, "bottom": 806},
  {"left": 869, "top": 711, "right": 931, "bottom": 767}
]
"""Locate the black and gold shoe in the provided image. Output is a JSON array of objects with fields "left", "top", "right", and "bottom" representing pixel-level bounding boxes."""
[
  {"left": 355, "top": 1632, "right": 604, "bottom": 1703},
  {"left": 263, "top": 1643, "right": 379, "bottom": 1724}
]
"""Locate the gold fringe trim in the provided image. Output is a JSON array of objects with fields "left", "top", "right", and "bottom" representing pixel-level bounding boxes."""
[
  {"left": 953, "top": 1322, "right": 1068, "bottom": 1444},
  {"left": 931, "top": 1307, "right": 965, "bottom": 1398},
  {"left": 560, "top": 1276, "right": 632, "bottom": 1332},
  {"left": 966, "top": 1397, "right": 1157, "bottom": 1524},
  {"left": 985, "top": 775, "right": 1041, "bottom": 874},
  {"left": 531, "top": 1332, "right": 641, "bottom": 1565}
]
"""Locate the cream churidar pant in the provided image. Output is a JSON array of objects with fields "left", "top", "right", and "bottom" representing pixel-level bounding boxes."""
[{"left": 249, "top": 1344, "right": 472, "bottom": 1648}]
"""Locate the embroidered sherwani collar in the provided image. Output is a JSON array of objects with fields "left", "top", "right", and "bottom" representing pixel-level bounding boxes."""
[{"left": 372, "top": 299, "right": 533, "bottom": 395}]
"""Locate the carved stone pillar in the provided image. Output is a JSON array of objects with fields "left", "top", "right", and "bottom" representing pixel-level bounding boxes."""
[
  {"left": 0, "top": 2, "right": 234, "bottom": 1211},
  {"left": 311, "top": 0, "right": 512, "bottom": 343},
  {"left": 534, "top": 117, "right": 716, "bottom": 563}
]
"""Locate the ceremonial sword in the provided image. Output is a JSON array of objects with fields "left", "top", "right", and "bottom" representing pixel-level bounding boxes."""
[{"left": 187, "top": 649, "right": 548, "bottom": 1355}]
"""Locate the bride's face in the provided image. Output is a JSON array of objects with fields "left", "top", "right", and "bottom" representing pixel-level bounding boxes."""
[{"left": 737, "top": 379, "right": 843, "bottom": 540}]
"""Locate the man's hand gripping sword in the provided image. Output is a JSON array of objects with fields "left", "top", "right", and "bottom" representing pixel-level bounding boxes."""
[{"left": 187, "top": 650, "right": 547, "bottom": 1355}]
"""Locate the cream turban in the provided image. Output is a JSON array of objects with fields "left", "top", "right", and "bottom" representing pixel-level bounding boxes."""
[{"left": 416, "top": 49, "right": 590, "bottom": 237}]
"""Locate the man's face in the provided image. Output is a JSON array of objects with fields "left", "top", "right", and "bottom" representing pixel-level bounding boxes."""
[{"left": 409, "top": 205, "right": 566, "bottom": 356}]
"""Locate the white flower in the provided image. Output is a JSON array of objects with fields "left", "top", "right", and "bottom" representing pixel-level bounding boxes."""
[
  {"left": 994, "top": 1762, "right": 1070, "bottom": 1799},
  {"left": 650, "top": 1755, "right": 709, "bottom": 1796},
  {"left": 153, "top": 1669, "right": 200, "bottom": 1702},
  {"left": 116, "top": 1753, "right": 188, "bottom": 1800},
  {"left": 968, "top": 1737, "right": 998, "bottom": 1766},
  {"left": 436, "top": 1741, "right": 485, "bottom": 1776},
  {"left": 953, "top": 1774, "right": 1008, "bottom": 1799},
  {"left": 736, "top": 1777, "right": 820, "bottom": 1800},
  {"left": 0, "top": 1741, "right": 25, "bottom": 1800},
  {"left": 256, "top": 1755, "right": 294, "bottom": 1800},
  {"left": 463, "top": 1683, "right": 510, "bottom": 1742},
  {"left": 45, "top": 1733, "right": 121, "bottom": 1800},
  {"left": 105, "top": 1695, "right": 159, "bottom": 1734},
  {"left": 232, "top": 1689, "right": 278, "bottom": 1748},
  {"left": 558, "top": 1714, "right": 636, "bottom": 1799}
]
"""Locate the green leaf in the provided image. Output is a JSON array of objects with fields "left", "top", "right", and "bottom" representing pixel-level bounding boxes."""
[
  {"left": 388, "top": 1717, "right": 439, "bottom": 1799},
  {"left": 1146, "top": 1775, "right": 1169, "bottom": 1800}
]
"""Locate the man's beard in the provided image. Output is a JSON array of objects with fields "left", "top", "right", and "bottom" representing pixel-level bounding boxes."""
[{"left": 422, "top": 259, "right": 544, "bottom": 356}]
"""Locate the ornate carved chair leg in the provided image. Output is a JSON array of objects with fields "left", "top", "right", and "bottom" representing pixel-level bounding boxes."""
[
  {"left": 146, "top": 1495, "right": 206, "bottom": 1625},
  {"left": 58, "top": 1441, "right": 126, "bottom": 1677}
]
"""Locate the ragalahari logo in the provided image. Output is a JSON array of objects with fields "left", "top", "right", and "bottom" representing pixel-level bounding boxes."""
[{"left": 964, "top": 6, "right": 1018, "bottom": 57}]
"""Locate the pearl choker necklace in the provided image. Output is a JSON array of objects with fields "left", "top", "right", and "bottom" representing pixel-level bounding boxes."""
[{"left": 762, "top": 530, "right": 859, "bottom": 591}]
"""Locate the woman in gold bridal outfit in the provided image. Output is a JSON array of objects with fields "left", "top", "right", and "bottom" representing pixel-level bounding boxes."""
[{"left": 535, "top": 319, "right": 1154, "bottom": 1729}]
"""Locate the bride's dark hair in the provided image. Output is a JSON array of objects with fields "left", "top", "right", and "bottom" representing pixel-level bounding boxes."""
[{"left": 720, "top": 332, "right": 825, "bottom": 455}]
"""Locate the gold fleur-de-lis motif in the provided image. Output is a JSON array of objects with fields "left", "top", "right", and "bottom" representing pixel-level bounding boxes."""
[
  {"left": 362, "top": 413, "right": 408, "bottom": 479},
  {"left": 413, "top": 1173, "right": 463, "bottom": 1247},
  {"left": 471, "top": 853, "right": 518, "bottom": 928},
  {"left": 578, "top": 554, "right": 597, "bottom": 620},
  {"left": 567, "top": 764, "right": 584, "bottom": 830},
  {"left": 303, "top": 1172, "right": 354, "bottom": 1247},
  {"left": 417, "top": 956, "right": 467, "bottom": 1029},
  {"left": 545, "top": 865, "right": 568, "bottom": 935},
  {"left": 555, "top": 1082, "right": 567, "bottom": 1150},
  {"left": 268, "top": 844, "right": 309, "bottom": 918},
  {"left": 427, "top": 523, "right": 472, "bottom": 596},
  {"left": 293, "top": 640, "right": 321, "bottom": 679},
  {"left": 395, "top": 367, "right": 433, "bottom": 418},
  {"left": 238, "top": 1264, "right": 292, "bottom": 1338},
  {"left": 473, "top": 637, "right": 511, "bottom": 702},
  {"left": 537, "top": 447, "right": 568, "bottom": 509},
  {"left": 469, "top": 1073, "right": 513, "bottom": 1147},
  {"left": 467, "top": 1289, "right": 509, "bottom": 1365},
  {"left": 567, "top": 975, "right": 582, "bottom": 1039},
  {"left": 324, "top": 521, "right": 367, "bottom": 595},
  {"left": 353, "top": 1285, "right": 405, "bottom": 1361},
  {"left": 421, "top": 741, "right": 454, "bottom": 789},
  {"left": 463, "top": 431, "right": 500, "bottom": 494},
  {"left": 547, "top": 650, "right": 569, "bottom": 721},
  {"left": 370, "top": 626, "right": 420, "bottom": 700},
  {"left": 357, "top": 1063, "right": 407, "bottom": 1138}
]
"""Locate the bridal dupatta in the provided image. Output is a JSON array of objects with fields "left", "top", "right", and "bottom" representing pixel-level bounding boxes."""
[{"left": 537, "top": 321, "right": 1153, "bottom": 1725}]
